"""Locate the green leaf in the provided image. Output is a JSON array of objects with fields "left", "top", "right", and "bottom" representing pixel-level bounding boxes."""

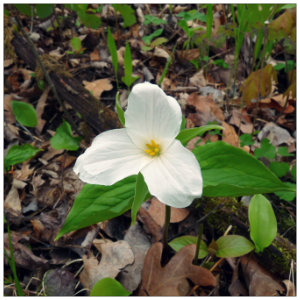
[
  {"left": 35, "top": 4, "right": 53, "bottom": 19},
  {"left": 107, "top": 27, "right": 118, "bottom": 78},
  {"left": 192, "top": 141, "right": 294, "bottom": 197},
  {"left": 291, "top": 165, "right": 296, "bottom": 182},
  {"left": 150, "top": 37, "right": 168, "bottom": 48},
  {"left": 4, "top": 144, "right": 41, "bottom": 172},
  {"left": 144, "top": 15, "right": 167, "bottom": 25},
  {"left": 177, "top": 124, "right": 224, "bottom": 146},
  {"left": 216, "top": 235, "right": 255, "bottom": 258},
  {"left": 177, "top": 10, "right": 206, "bottom": 22},
  {"left": 121, "top": 42, "right": 139, "bottom": 88},
  {"left": 131, "top": 173, "right": 150, "bottom": 225},
  {"left": 115, "top": 92, "right": 125, "bottom": 126},
  {"left": 112, "top": 4, "right": 136, "bottom": 28},
  {"left": 240, "top": 133, "right": 255, "bottom": 147},
  {"left": 249, "top": 194, "right": 277, "bottom": 252},
  {"left": 277, "top": 146, "right": 294, "bottom": 157},
  {"left": 142, "top": 28, "right": 163, "bottom": 45},
  {"left": 70, "top": 37, "right": 81, "bottom": 52},
  {"left": 269, "top": 161, "right": 290, "bottom": 178},
  {"left": 15, "top": 4, "right": 33, "bottom": 17},
  {"left": 206, "top": 4, "right": 213, "bottom": 38},
  {"left": 90, "top": 278, "right": 130, "bottom": 296},
  {"left": 55, "top": 176, "right": 136, "bottom": 240},
  {"left": 180, "top": 115, "right": 186, "bottom": 131},
  {"left": 254, "top": 138, "right": 276, "bottom": 159},
  {"left": 169, "top": 235, "right": 208, "bottom": 259},
  {"left": 11, "top": 101, "right": 37, "bottom": 127},
  {"left": 50, "top": 121, "right": 81, "bottom": 151},
  {"left": 274, "top": 182, "right": 296, "bottom": 202}
]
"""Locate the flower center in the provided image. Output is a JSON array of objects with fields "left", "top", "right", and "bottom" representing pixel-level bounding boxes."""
[{"left": 144, "top": 139, "right": 160, "bottom": 157}]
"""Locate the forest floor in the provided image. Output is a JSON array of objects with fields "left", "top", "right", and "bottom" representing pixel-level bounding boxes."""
[{"left": 4, "top": 4, "right": 296, "bottom": 296}]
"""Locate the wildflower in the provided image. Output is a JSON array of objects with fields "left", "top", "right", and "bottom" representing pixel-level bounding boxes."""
[{"left": 74, "top": 82, "right": 202, "bottom": 208}]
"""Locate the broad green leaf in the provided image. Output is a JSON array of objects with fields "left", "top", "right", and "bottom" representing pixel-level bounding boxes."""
[
  {"left": 131, "top": 173, "right": 150, "bottom": 225},
  {"left": 70, "top": 37, "right": 81, "bottom": 52},
  {"left": 277, "top": 146, "right": 294, "bottom": 157},
  {"left": 169, "top": 235, "right": 208, "bottom": 259},
  {"left": 180, "top": 115, "right": 186, "bottom": 131},
  {"left": 254, "top": 138, "right": 276, "bottom": 159},
  {"left": 291, "top": 165, "right": 296, "bottom": 182},
  {"left": 15, "top": 4, "right": 32, "bottom": 17},
  {"left": 193, "top": 141, "right": 294, "bottom": 197},
  {"left": 35, "top": 4, "right": 53, "bottom": 19},
  {"left": 79, "top": 12, "right": 101, "bottom": 29},
  {"left": 115, "top": 92, "right": 125, "bottom": 126},
  {"left": 144, "top": 14, "right": 167, "bottom": 25},
  {"left": 142, "top": 28, "right": 163, "bottom": 45},
  {"left": 216, "top": 235, "right": 255, "bottom": 258},
  {"left": 107, "top": 27, "right": 118, "bottom": 78},
  {"left": 240, "top": 133, "right": 255, "bottom": 147},
  {"left": 176, "top": 125, "right": 224, "bottom": 146},
  {"left": 50, "top": 121, "right": 81, "bottom": 151},
  {"left": 4, "top": 144, "right": 41, "bottom": 172},
  {"left": 121, "top": 42, "right": 139, "bottom": 88},
  {"left": 249, "top": 194, "right": 277, "bottom": 252},
  {"left": 177, "top": 10, "right": 206, "bottom": 22},
  {"left": 112, "top": 4, "right": 136, "bottom": 28},
  {"left": 90, "top": 278, "right": 130, "bottom": 296},
  {"left": 269, "top": 161, "right": 290, "bottom": 178},
  {"left": 55, "top": 176, "right": 136, "bottom": 240},
  {"left": 11, "top": 101, "right": 37, "bottom": 127},
  {"left": 274, "top": 182, "right": 296, "bottom": 202}
]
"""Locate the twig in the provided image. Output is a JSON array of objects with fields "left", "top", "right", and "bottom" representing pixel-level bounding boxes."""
[{"left": 14, "top": 12, "right": 82, "bottom": 137}]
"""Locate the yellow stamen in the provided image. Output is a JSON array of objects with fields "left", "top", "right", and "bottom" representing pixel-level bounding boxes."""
[{"left": 144, "top": 139, "right": 160, "bottom": 157}]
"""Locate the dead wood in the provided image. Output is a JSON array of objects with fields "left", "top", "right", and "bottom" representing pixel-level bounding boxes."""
[{"left": 11, "top": 32, "right": 122, "bottom": 134}]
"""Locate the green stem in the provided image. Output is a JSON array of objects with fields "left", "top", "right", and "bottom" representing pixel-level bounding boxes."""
[
  {"left": 193, "top": 223, "right": 204, "bottom": 265},
  {"left": 163, "top": 205, "right": 171, "bottom": 249}
]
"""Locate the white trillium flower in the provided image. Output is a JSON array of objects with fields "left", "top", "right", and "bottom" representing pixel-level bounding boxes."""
[{"left": 74, "top": 82, "right": 203, "bottom": 208}]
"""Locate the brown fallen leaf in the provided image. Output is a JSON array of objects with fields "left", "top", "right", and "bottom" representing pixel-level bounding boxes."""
[
  {"left": 138, "top": 206, "right": 163, "bottom": 242},
  {"left": 240, "top": 255, "right": 284, "bottom": 296},
  {"left": 4, "top": 94, "right": 16, "bottom": 123},
  {"left": 4, "top": 232, "right": 48, "bottom": 270},
  {"left": 221, "top": 122, "right": 240, "bottom": 148},
  {"left": 187, "top": 93, "right": 225, "bottom": 126},
  {"left": 4, "top": 179, "right": 26, "bottom": 217},
  {"left": 119, "top": 223, "right": 151, "bottom": 292},
  {"left": 82, "top": 78, "right": 113, "bottom": 100},
  {"left": 147, "top": 197, "right": 189, "bottom": 227},
  {"left": 44, "top": 269, "right": 76, "bottom": 296},
  {"left": 189, "top": 70, "right": 207, "bottom": 87},
  {"left": 80, "top": 240, "right": 134, "bottom": 290},
  {"left": 227, "top": 257, "right": 248, "bottom": 296},
  {"left": 139, "top": 242, "right": 216, "bottom": 296},
  {"left": 36, "top": 86, "right": 50, "bottom": 133},
  {"left": 89, "top": 47, "right": 101, "bottom": 61},
  {"left": 228, "top": 108, "right": 253, "bottom": 134}
]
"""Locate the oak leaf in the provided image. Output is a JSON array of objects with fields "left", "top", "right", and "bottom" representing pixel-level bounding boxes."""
[{"left": 139, "top": 242, "right": 216, "bottom": 296}]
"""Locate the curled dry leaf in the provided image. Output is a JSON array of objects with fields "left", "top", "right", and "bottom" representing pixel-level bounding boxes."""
[
  {"left": 80, "top": 240, "right": 134, "bottom": 290},
  {"left": 4, "top": 179, "right": 27, "bottom": 217},
  {"left": 147, "top": 197, "right": 189, "bottom": 227},
  {"left": 189, "top": 70, "right": 207, "bottom": 88},
  {"left": 139, "top": 242, "right": 216, "bottom": 296},
  {"left": 240, "top": 255, "right": 284, "bottom": 296},
  {"left": 36, "top": 86, "right": 50, "bottom": 133},
  {"left": 82, "top": 78, "right": 113, "bottom": 100}
]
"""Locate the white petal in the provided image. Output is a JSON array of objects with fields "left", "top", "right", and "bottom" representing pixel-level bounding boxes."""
[
  {"left": 141, "top": 139, "right": 202, "bottom": 208},
  {"left": 73, "top": 129, "right": 151, "bottom": 185},
  {"left": 124, "top": 82, "right": 182, "bottom": 151}
]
